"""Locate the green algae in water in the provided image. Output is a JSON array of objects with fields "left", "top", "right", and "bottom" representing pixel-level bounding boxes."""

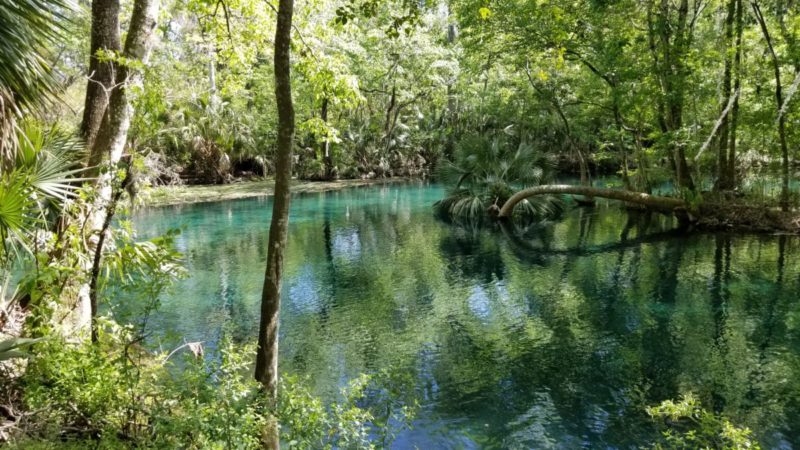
[{"left": 125, "top": 181, "right": 800, "bottom": 448}]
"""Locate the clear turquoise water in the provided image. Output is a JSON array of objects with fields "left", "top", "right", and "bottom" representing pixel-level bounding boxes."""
[{"left": 129, "top": 181, "right": 800, "bottom": 448}]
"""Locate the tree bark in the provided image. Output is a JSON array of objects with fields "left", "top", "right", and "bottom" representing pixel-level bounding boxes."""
[
  {"left": 321, "top": 97, "right": 334, "bottom": 179},
  {"left": 498, "top": 185, "right": 686, "bottom": 218},
  {"left": 647, "top": 0, "right": 696, "bottom": 191},
  {"left": 81, "top": 0, "right": 121, "bottom": 152},
  {"left": 523, "top": 60, "right": 591, "bottom": 188},
  {"left": 752, "top": 1, "right": 791, "bottom": 210},
  {"left": 255, "top": 0, "right": 294, "bottom": 446},
  {"left": 73, "top": 0, "right": 160, "bottom": 338},
  {"left": 715, "top": 0, "right": 736, "bottom": 191},
  {"left": 727, "top": 0, "right": 743, "bottom": 187}
]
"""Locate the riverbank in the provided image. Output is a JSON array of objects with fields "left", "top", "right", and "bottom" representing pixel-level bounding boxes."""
[{"left": 142, "top": 177, "right": 414, "bottom": 207}]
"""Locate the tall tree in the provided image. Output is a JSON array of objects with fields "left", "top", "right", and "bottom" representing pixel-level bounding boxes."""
[
  {"left": 255, "top": 0, "right": 294, "bottom": 444},
  {"left": 752, "top": 0, "right": 791, "bottom": 210},
  {"left": 73, "top": 0, "right": 160, "bottom": 340},
  {"left": 715, "top": 0, "right": 736, "bottom": 191},
  {"left": 80, "top": 0, "right": 121, "bottom": 151},
  {"left": 726, "top": 0, "right": 744, "bottom": 188},
  {"left": 646, "top": 0, "right": 698, "bottom": 191}
]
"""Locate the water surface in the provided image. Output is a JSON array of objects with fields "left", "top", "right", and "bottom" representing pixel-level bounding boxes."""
[{"left": 130, "top": 181, "right": 800, "bottom": 448}]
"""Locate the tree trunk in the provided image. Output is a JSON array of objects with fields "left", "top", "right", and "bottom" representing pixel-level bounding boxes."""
[
  {"left": 208, "top": 45, "right": 220, "bottom": 111},
  {"left": 727, "top": 0, "right": 743, "bottom": 188},
  {"left": 321, "top": 97, "right": 334, "bottom": 179},
  {"left": 498, "top": 184, "right": 686, "bottom": 218},
  {"left": 715, "top": 0, "right": 735, "bottom": 191},
  {"left": 647, "top": 0, "right": 696, "bottom": 191},
  {"left": 752, "top": 1, "right": 791, "bottom": 210},
  {"left": 72, "top": 0, "right": 160, "bottom": 338},
  {"left": 255, "top": 0, "right": 294, "bottom": 446},
  {"left": 384, "top": 86, "right": 396, "bottom": 135},
  {"left": 81, "top": 0, "right": 121, "bottom": 152}
]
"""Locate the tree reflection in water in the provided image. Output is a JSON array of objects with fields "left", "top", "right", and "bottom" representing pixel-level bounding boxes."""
[{"left": 123, "top": 182, "right": 800, "bottom": 448}]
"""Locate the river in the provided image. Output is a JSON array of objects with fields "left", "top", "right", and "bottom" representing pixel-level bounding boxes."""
[{"left": 127, "top": 181, "right": 800, "bottom": 448}]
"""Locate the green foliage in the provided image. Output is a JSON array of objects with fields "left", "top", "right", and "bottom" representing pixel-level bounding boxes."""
[
  {"left": 9, "top": 334, "right": 406, "bottom": 449},
  {"left": 435, "top": 132, "right": 562, "bottom": 220},
  {"left": 0, "top": 120, "right": 86, "bottom": 262},
  {"left": 0, "top": 0, "right": 75, "bottom": 162},
  {"left": 279, "top": 374, "right": 375, "bottom": 449},
  {"left": 647, "top": 394, "right": 761, "bottom": 450},
  {"left": 0, "top": 337, "right": 41, "bottom": 362},
  {"left": 16, "top": 335, "right": 266, "bottom": 448}
]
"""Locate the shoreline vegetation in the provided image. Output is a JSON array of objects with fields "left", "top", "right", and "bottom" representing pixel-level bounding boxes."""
[
  {"left": 142, "top": 177, "right": 414, "bottom": 207},
  {"left": 144, "top": 176, "right": 800, "bottom": 234}
]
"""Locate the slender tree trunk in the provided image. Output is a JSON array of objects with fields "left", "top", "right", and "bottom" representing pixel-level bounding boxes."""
[
  {"left": 444, "top": 15, "right": 458, "bottom": 159},
  {"left": 321, "top": 97, "right": 334, "bottom": 179},
  {"left": 381, "top": 85, "right": 397, "bottom": 160},
  {"left": 209, "top": 45, "right": 220, "bottom": 111},
  {"left": 753, "top": 1, "right": 791, "bottom": 210},
  {"left": 524, "top": 61, "right": 591, "bottom": 188},
  {"left": 633, "top": 126, "right": 652, "bottom": 193},
  {"left": 384, "top": 86, "right": 396, "bottom": 135},
  {"left": 670, "top": 0, "right": 695, "bottom": 192},
  {"left": 727, "top": 0, "right": 743, "bottom": 187},
  {"left": 73, "top": 0, "right": 160, "bottom": 338},
  {"left": 715, "top": 0, "right": 735, "bottom": 190},
  {"left": 81, "top": 0, "right": 121, "bottom": 152},
  {"left": 647, "top": 0, "right": 696, "bottom": 191},
  {"left": 255, "top": 0, "right": 294, "bottom": 446},
  {"left": 88, "top": 169, "right": 130, "bottom": 342}
]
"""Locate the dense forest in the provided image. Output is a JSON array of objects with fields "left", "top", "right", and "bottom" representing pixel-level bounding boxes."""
[{"left": 1, "top": 0, "right": 799, "bottom": 447}]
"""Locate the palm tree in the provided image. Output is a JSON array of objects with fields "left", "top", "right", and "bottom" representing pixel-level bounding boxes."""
[{"left": 435, "top": 133, "right": 562, "bottom": 221}]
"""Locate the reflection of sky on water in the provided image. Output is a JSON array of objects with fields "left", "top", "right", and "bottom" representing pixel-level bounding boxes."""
[
  {"left": 287, "top": 265, "right": 321, "bottom": 314},
  {"left": 332, "top": 227, "right": 361, "bottom": 261},
  {"left": 467, "top": 285, "right": 491, "bottom": 321}
]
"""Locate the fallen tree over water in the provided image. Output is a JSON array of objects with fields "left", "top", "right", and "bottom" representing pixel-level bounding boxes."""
[{"left": 497, "top": 184, "right": 800, "bottom": 233}]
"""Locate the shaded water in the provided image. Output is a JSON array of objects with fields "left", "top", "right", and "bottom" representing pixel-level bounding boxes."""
[{"left": 129, "top": 181, "right": 800, "bottom": 448}]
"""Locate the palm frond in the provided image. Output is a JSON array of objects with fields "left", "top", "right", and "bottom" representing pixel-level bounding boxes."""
[
  {"left": 1, "top": 121, "right": 88, "bottom": 261},
  {"left": 0, "top": 0, "right": 74, "bottom": 108},
  {"left": 19, "top": 122, "right": 89, "bottom": 200},
  {"left": 0, "top": 0, "right": 76, "bottom": 164},
  {"left": 0, "top": 171, "right": 36, "bottom": 257},
  {"left": 0, "top": 337, "right": 42, "bottom": 361},
  {"left": 436, "top": 131, "right": 558, "bottom": 220}
]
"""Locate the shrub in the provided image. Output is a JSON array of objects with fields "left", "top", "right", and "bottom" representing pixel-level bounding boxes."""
[
  {"left": 647, "top": 394, "right": 760, "bottom": 449},
  {"left": 7, "top": 334, "right": 405, "bottom": 449}
]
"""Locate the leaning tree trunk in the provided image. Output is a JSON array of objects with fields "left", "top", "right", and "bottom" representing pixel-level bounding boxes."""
[
  {"left": 752, "top": 1, "right": 791, "bottom": 211},
  {"left": 81, "top": 0, "right": 121, "bottom": 152},
  {"left": 498, "top": 185, "right": 686, "bottom": 218},
  {"left": 255, "top": 0, "right": 294, "bottom": 445},
  {"left": 71, "top": 0, "right": 160, "bottom": 340}
]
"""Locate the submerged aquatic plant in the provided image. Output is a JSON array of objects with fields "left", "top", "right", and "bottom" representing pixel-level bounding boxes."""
[{"left": 435, "top": 133, "right": 562, "bottom": 221}]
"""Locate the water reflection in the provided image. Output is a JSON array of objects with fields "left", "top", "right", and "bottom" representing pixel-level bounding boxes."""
[{"left": 125, "top": 182, "right": 800, "bottom": 448}]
